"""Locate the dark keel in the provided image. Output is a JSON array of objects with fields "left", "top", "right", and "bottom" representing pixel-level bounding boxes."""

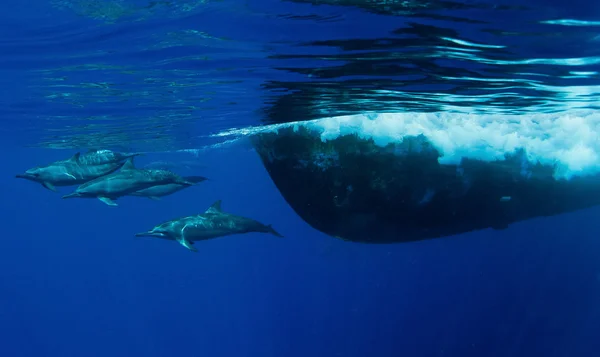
[{"left": 251, "top": 126, "right": 600, "bottom": 244}]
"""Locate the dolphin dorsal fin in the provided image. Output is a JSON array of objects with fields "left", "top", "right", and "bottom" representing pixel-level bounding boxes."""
[
  {"left": 70, "top": 152, "right": 81, "bottom": 163},
  {"left": 205, "top": 200, "right": 222, "bottom": 214},
  {"left": 121, "top": 157, "right": 136, "bottom": 170}
]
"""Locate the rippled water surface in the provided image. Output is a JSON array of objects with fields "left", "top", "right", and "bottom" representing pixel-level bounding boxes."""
[{"left": 2, "top": 0, "right": 600, "bottom": 151}]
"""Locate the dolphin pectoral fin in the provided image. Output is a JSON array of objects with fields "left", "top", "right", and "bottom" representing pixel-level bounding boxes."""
[
  {"left": 147, "top": 196, "right": 161, "bottom": 201},
  {"left": 98, "top": 197, "right": 118, "bottom": 206},
  {"left": 176, "top": 237, "right": 197, "bottom": 252},
  {"left": 41, "top": 182, "right": 58, "bottom": 192}
]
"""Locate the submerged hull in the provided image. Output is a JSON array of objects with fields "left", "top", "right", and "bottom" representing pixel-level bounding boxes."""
[{"left": 252, "top": 126, "right": 600, "bottom": 243}]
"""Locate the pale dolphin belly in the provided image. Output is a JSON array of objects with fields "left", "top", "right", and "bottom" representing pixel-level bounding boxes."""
[
  {"left": 91, "top": 179, "right": 159, "bottom": 196},
  {"left": 131, "top": 184, "right": 184, "bottom": 197}
]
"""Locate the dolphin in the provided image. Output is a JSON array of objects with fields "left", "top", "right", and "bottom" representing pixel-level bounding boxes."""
[
  {"left": 15, "top": 150, "right": 141, "bottom": 192},
  {"left": 129, "top": 175, "right": 209, "bottom": 200},
  {"left": 134, "top": 200, "right": 284, "bottom": 252},
  {"left": 61, "top": 157, "right": 195, "bottom": 206}
]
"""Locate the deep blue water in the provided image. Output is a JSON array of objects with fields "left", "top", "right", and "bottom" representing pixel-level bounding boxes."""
[
  {"left": 2, "top": 0, "right": 600, "bottom": 356},
  {"left": 4, "top": 148, "right": 600, "bottom": 356}
]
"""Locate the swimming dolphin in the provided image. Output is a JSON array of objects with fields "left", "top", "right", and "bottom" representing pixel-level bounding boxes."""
[
  {"left": 115, "top": 158, "right": 208, "bottom": 200},
  {"left": 15, "top": 150, "right": 141, "bottom": 192},
  {"left": 134, "top": 200, "right": 284, "bottom": 252},
  {"left": 61, "top": 157, "right": 194, "bottom": 206},
  {"left": 130, "top": 175, "right": 209, "bottom": 200}
]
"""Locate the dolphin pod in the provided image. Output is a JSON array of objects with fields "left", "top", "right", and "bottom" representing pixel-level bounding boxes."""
[
  {"left": 16, "top": 149, "right": 207, "bottom": 203},
  {"left": 61, "top": 157, "right": 197, "bottom": 206},
  {"left": 16, "top": 149, "right": 284, "bottom": 252}
]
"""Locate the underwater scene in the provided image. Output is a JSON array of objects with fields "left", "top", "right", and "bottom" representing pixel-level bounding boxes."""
[{"left": 2, "top": 0, "right": 600, "bottom": 356}]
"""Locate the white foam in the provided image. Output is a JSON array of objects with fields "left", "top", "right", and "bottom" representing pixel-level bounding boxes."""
[
  {"left": 213, "top": 110, "right": 600, "bottom": 180},
  {"left": 305, "top": 111, "right": 600, "bottom": 180}
]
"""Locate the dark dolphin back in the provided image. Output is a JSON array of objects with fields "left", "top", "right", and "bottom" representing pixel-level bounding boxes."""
[
  {"left": 78, "top": 150, "right": 142, "bottom": 165},
  {"left": 150, "top": 169, "right": 177, "bottom": 180}
]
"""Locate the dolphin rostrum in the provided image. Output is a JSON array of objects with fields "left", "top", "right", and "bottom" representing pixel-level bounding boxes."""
[
  {"left": 15, "top": 150, "right": 141, "bottom": 192},
  {"left": 134, "top": 200, "right": 284, "bottom": 252},
  {"left": 61, "top": 157, "right": 194, "bottom": 206}
]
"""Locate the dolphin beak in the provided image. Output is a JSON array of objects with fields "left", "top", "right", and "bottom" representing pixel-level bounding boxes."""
[{"left": 15, "top": 174, "right": 33, "bottom": 179}]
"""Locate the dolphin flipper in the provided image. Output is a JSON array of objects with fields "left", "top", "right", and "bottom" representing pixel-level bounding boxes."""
[
  {"left": 41, "top": 182, "right": 58, "bottom": 192},
  {"left": 98, "top": 197, "right": 118, "bottom": 206},
  {"left": 176, "top": 237, "right": 197, "bottom": 252}
]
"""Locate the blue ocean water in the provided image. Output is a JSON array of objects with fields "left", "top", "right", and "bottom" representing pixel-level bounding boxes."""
[{"left": 2, "top": 0, "right": 600, "bottom": 356}]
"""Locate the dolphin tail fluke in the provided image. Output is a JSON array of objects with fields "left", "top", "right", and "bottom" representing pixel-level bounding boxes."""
[
  {"left": 183, "top": 175, "right": 209, "bottom": 184},
  {"left": 266, "top": 224, "right": 284, "bottom": 238}
]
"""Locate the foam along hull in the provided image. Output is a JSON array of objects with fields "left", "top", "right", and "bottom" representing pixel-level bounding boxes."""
[{"left": 251, "top": 126, "right": 600, "bottom": 244}]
